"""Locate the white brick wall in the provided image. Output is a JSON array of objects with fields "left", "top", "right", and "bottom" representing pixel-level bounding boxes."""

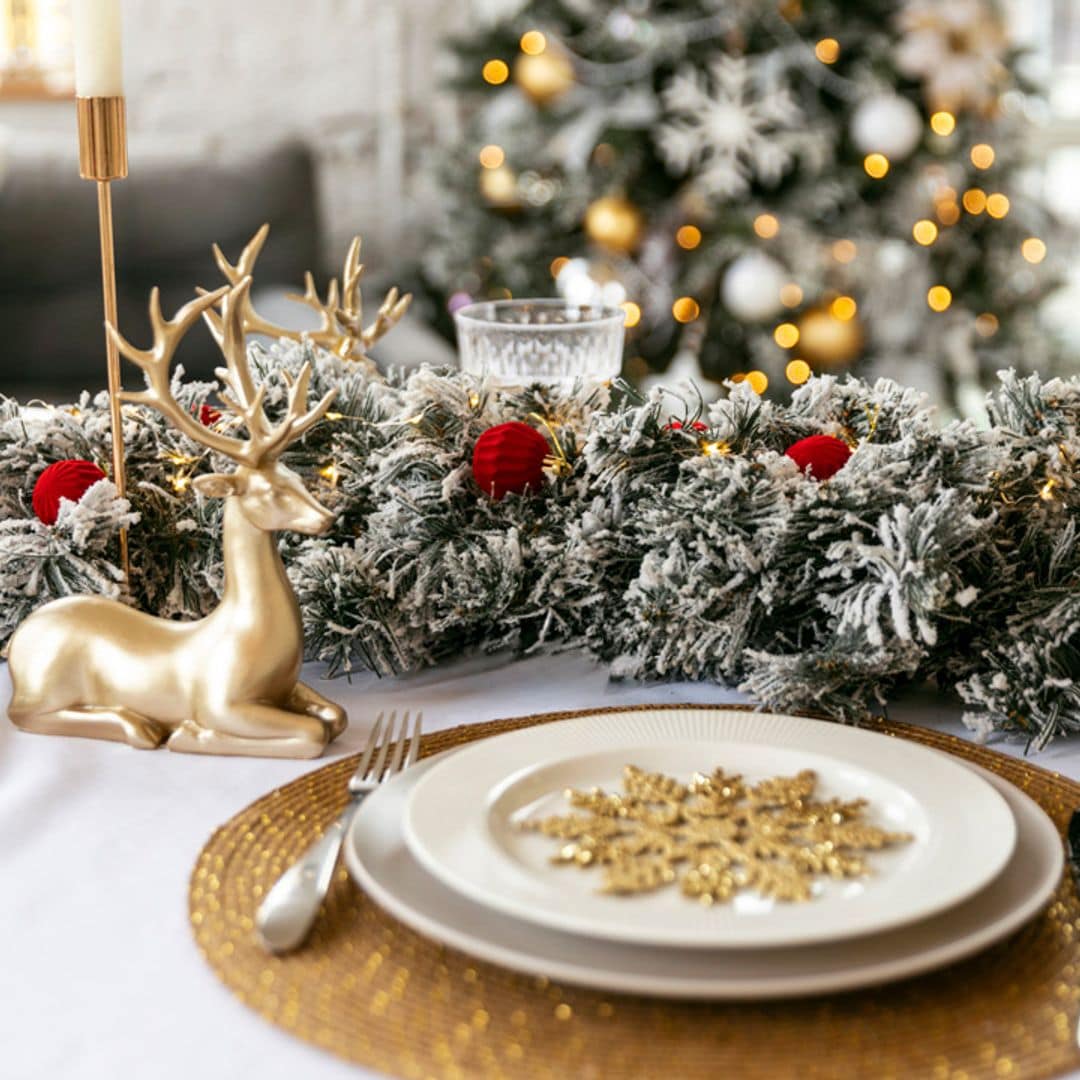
[{"left": 122, "top": 0, "right": 461, "bottom": 263}]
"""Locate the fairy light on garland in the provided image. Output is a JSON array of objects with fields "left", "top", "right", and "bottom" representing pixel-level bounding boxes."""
[
  {"left": 962, "top": 188, "right": 987, "bottom": 214},
  {"left": 936, "top": 195, "right": 961, "bottom": 226},
  {"left": 621, "top": 301, "right": 642, "bottom": 328},
  {"left": 753, "top": 213, "right": 779, "bottom": 239},
  {"left": 970, "top": 144, "right": 995, "bottom": 169},
  {"left": 1021, "top": 238, "right": 1047, "bottom": 264},
  {"left": 814, "top": 38, "right": 840, "bottom": 64},
  {"left": 700, "top": 439, "right": 730, "bottom": 457},
  {"left": 160, "top": 450, "right": 201, "bottom": 468},
  {"left": 930, "top": 111, "right": 956, "bottom": 136},
  {"left": 830, "top": 296, "right": 857, "bottom": 321},
  {"left": 913, "top": 219, "right": 938, "bottom": 245},
  {"left": 927, "top": 285, "right": 952, "bottom": 312},
  {"left": 863, "top": 153, "right": 889, "bottom": 179},
  {"left": 986, "top": 193, "right": 1010, "bottom": 219},
  {"left": 482, "top": 59, "right": 509, "bottom": 84},
  {"left": 519, "top": 30, "right": 546, "bottom": 55},
  {"left": 323, "top": 408, "right": 441, "bottom": 430},
  {"left": 319, "top": 462, "right": 341, "bottom": 488},
  {"left": 159, "top": 449, "right": 204, "bottom": 496},
  {"left": 676, "top": 224, "right": 702, "bottom": 250},
  {"left": 832, "top": 239, "right": 857, "bottom": 263},
  {"left": 478, "top": 144, "right": 505, "bottom": 169},
  {"left": 786, "top": 359, "right": 811, "bottom": 385},
  {"left": 672, "top": 296, "right": 700, "bottom": 323},
  {"left": 746, "top": 370, "right": 769, "bottom": 395},
  {"left": 975, "top": 313, "right": 999, "bottom": 338},
  {"left": 780, "top": 283, "right": 803, "bottom": 307},
  {"left": 774, "top": 322, "right": 800, "bottom": 348}
]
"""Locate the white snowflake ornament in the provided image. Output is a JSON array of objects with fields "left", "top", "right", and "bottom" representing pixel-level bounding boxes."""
[
  {"left": 656, "top": 55, "right": 802, "bottom": 199},
  {"left": 895, "top": 0, "right": 1007, "bottom": 114}
]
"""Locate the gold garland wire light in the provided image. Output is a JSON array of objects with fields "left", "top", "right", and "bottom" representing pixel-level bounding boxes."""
[
  {"left": 190, "top": 706, "right": 1080, "bottom": 1080},
  {"left": 529, "top": 411, "right": 574, "bottom": 477}
]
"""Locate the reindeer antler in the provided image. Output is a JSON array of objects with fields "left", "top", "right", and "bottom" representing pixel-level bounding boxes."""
[
  {"left": 328, "top": 234, "right": 413, "bottom": 356},
  {"left": 203, "top": 225, "right": 412, "bottom": 361},
  {"left": 112, "top": 279, "right": 336, "bottom": 468}
]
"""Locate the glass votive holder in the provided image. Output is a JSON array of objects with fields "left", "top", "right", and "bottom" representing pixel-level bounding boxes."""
[{"left": 454, "top": 299, "right": 625, "bottom": 386}]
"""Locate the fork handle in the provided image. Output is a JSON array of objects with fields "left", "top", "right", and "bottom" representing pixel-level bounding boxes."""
[{"left": 255, "top": 801, "right": 360, "bottom": 954}]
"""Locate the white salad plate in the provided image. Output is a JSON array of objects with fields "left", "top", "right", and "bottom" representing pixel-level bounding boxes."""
[
  {"left": 345, "top": 749, "right": 1063, "bottom": 1000},
  {"left": 402, "top": 709, "right": 1017, "bottom": 949}
]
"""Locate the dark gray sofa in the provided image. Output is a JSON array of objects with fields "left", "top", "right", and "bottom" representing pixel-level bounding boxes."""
[{"left": 0, "top": 138, "right": 320, "bottom": 400}]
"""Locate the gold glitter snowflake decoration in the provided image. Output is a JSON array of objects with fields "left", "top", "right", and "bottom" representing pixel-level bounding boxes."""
[{"left": 520, "top": 765, "right": 912, "bottom": 905}]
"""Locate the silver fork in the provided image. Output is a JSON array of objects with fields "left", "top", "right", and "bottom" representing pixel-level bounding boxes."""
[{"left": 256, "top": 709, "right": 422, "bottom": 954}]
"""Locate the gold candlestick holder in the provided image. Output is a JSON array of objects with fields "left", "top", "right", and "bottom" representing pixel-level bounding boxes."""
[{"left": 76, "top": 95, "right": 130, "bottom": 580}]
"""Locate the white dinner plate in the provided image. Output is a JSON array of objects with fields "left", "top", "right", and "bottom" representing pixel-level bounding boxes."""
[
  {"left": 346, "top": 749, "right": 1063, "bottom": 1000},
  {"left": 402, "top": 709, "right": 1017, "bottom": 949}
]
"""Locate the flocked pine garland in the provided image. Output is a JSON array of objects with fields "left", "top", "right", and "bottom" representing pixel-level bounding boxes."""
[{"left": 2, "top": 342, "right": 1078, "bottom": 749}]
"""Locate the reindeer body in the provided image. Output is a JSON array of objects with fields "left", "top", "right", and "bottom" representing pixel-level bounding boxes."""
[
  {"left": 7, "top": 276, "right": 348, "bottom": 758},
  {"left": 11, "top": 596, "right": 205, "bottom": 729}
]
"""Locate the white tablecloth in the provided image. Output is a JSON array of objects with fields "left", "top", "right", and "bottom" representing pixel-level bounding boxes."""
[{"left": 3, "top": 653, "right": 1079, "bottom": 1080}]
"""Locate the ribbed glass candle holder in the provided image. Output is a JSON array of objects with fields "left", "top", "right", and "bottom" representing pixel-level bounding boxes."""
[{"left": 454, "top": 299, "right": 624, "bottom": 386}]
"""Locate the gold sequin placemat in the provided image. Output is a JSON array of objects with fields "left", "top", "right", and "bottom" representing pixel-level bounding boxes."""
[{"left": 189, "top": 706, "right": 1080, "bottom": 1080}]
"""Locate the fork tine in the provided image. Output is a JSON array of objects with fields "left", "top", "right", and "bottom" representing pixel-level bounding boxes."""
[
  {"left": 354, "top": 711, "right": 387, "bottom": 779},
  {"left": 406, "top": 711, "right": 423, "bottom": 767},
  {"left": 368, "top": 709, "right": 403, "bottom": 780},
  {"left": 386, "top": 709, "right": 412, "bottom": 776}
]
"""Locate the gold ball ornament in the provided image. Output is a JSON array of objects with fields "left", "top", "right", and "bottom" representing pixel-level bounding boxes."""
[
  {"left": 795, "top": 306, "right": 864, "bottom": 368},
  {"left": 513, "top": 50, "right": 575, "bottom": 106},
  {"left": 583, "top": 195, "right": 645, "bottom": 255},
  {"left": 479, "top": 165, "right": 521, "bottom": 210}
]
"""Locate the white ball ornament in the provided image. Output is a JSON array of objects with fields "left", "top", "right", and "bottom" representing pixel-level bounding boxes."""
[
  {"left": 720, "top": 251, "right": 786, "bottom": 322},
  {"left": 851, "top": 94, "right": 922, "bottom": 161}
]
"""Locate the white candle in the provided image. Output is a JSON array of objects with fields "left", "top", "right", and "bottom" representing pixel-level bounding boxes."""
[{"left": 72, "top": 0, "right": 124, "bottom": 98}]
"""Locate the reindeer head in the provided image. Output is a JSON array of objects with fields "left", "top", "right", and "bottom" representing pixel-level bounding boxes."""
[
  {"left": 111, "top": 279, "right": 337, "bottom": 537},
  {"left": 190, "top": 463, "right": 333, "bottom": 536}
]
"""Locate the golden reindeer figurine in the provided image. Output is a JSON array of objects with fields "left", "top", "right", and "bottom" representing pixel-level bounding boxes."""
[{"left": 7, "top": 278, "right": 347, "bottom": 758}]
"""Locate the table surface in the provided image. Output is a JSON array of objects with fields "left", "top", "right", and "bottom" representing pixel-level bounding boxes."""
[{"left": 3, "top": 652, "right": 1079, "bottom": 1080}]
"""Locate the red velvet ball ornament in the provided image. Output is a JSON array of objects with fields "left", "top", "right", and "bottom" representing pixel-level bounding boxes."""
[
  {"left": 199, "top": 403, "right": 222, "bottom": 426},
  {"left": 472, "top": 422, "right": 550, "bottom": 500},
  {"left": 32, "top": 460, "right": 107, "bottom": 524},
  {"left": 785, "top": 434, "right": 852, "bottom": 481}
]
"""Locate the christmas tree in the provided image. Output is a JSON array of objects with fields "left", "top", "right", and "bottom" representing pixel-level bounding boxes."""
[{"left": 417, "top": 0, "right": 1059, "bottom": 413}]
